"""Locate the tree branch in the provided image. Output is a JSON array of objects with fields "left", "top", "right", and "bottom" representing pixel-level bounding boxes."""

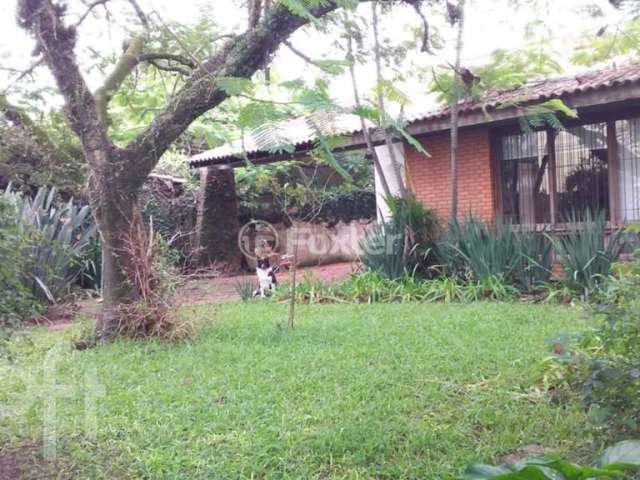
[
  {"left": 0, "top": 93, "right": 53, "bottom": 151},
  {"left": 126, "top": 1, "right": 373, "bottom": 179},
  {"left": 138, "top": 53, "right": 196, "bottom": 69},
  {"left": 94, "top": 35, "right": 147, "bottom": 125},
  {"left": 17, "top": 0, "right": 110, "bottom": 158},
  {"left": 74, "top": 0, "right": 110, "bottom": 28},
  {"left": 283, "top": 39, "right": 325, "bottom": 69},
  {"left": 146, "top": 59, "right": 192, "bottom": 76},
  {"left": 404, "top": 0, "right": 431, "bottom": 53},
  {"left": 248, "top": 0, "right": 263, "bottom": 29},
  {"left": 127, "top": 0, "right": 150, "bottom": 29}
]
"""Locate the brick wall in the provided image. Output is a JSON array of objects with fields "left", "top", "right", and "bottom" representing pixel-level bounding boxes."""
[{"left": 404, "top": 127, "right": 495, "bottom": 222}]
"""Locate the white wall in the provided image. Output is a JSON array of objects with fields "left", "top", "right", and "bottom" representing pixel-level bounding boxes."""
[{"left": 374, "top": 142, "right": 406, "bottom": 222}]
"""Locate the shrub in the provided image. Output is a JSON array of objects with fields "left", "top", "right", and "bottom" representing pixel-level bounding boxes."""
[
  {"left": 77, "top": 237, "right": 102, "bottom": 291},
  {"left": 549, "top": 209, "right": 622, "bottom": 297},
  {"left": 359, "top": 221, "right": 406, "bottom": 280},
  {"left": 140, "top": 186, "right": 197, "bottom": 269},
  {"left": 584, "top": 258, "right": 640, "bottom": 432},
  {"left": 438, "top": 216, "right": 551, "bottom": 290},
  {"left": 386, "top": 195, "right": 440, "bottom": 246},
  {"left": 439, "top": 217, "right": 520, "bottom": 281},
  {"left": 387, "top": 194, "right": 440, "bottom": 276},
  {"left": 513, "top": 230, "right": 553, "bottom": 291},
  {"left": 284, "top": 271, "right": 519, "bottom": 305},
  {"left": 360, "top": 195, "right": 439, "bottom": 280},
  {"left": 552, "top": 249, "right": 640, "bottom": 434},
  {"left": 6, "top": 185, "right": 97, "bottom": 302},
  {"left": 112, "top": 221, "right": 190, "bottom": 340},
  {"left": 0, "top": 197, "right": 42, "bottom": 337},
  {"left": 423, "top": 276, "right": 466, "bottom": 303}
]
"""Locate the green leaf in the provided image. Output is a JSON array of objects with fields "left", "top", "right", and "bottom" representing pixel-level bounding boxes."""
[
  {"left": 531, "top": 458, "right": 622, "bottom": 479},
  {"left": 237, "top": 102, "right": 290, "bottom": 129},
  {"left": 600, "top": 441, "right": 640, "bottom": 470},
  {"left": 387, "top": 116, "right": 430, "bottom": 157},
  {"left": 313, "top": 134, "right": 351, "bottom": 180},
  {"left": 375, "top": 79, "right": 410, "bottom": 106},
  {"left": 215, "top": 77, "right": 255, "bottom": 96},
  {"left": 462, "top": 464, "right": 512, "bottom": 479},
  {"left": 352, "top": 105, "right": 380, "bottom": 125},
  {"left": 275, "top": 0, "right": 323, "bottom": 25},
  {"left": 315, "top": 59, "right": 350, "bottom": 75},
  {"left": 537, "top": 99, "right": 578, "bottom": 119},
  {"left": 491, "top": 465, "right": 552, "bottom": 480}
]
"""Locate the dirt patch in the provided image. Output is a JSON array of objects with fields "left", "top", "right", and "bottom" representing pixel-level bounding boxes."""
[
  {"left": 27, "top": 303, "right": 80, "bottom": 332},
  {"left": 40, "top": 262, "right": 359, "bottom": 332},
  {"left": 0, "top": 444, "right": 56, "bottom": 480},
  {"left": 176, "top": 261, "right": 358, "bottom": 305},
  {"left": 496, "top": 444, "right": 550, "bottom": 465}
]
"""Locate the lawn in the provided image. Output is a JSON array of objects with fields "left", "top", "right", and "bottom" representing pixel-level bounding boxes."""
[{"left": 1, "top": 302, "right": 600, "bottom": 479}]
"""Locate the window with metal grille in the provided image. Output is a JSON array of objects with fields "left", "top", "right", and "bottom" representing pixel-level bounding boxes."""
[
  {"left": 555, "top": 124, "right": 609, "bottom": 221},
  {"left": 499, "top": 122, "right": 611, "bottom": 225},
  {"left": 616, "top": 118, "right": 640, "bottom": 221},
  {"left": 500, "top": 131, "right": 551, "bottom": 225}
]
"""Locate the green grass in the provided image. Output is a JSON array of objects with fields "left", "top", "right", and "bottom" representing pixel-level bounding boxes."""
[{"left": 1, "top": 303, "right": 600, "bottom": 479}]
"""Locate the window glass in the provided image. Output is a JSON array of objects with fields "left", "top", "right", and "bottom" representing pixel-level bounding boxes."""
[
  {"left": 500, "top": 131, "right": 551, "bottom": 224},
  {"left": 554, "top": 124, "right": 609, "bottom": 221}
]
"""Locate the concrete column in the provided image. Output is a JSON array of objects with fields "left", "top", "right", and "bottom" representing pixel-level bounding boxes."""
[
  {"left": 374, "top": 142, "right": 406, "bottom": 222},
  {"left": 194, "top": 166, "right": 242, "bottom": 270}
]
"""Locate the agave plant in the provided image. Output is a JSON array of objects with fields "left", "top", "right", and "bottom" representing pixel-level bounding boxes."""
[
  {"left": 439, "top": 217, "right": 521, "bottom": 282},
  {"left": 359, "top": 221, "right": 406, "bottom": 280},
  {"left": 234, "top": 277, "right": 256, "bottom": 302},
  {"left": 513, "top": 230, "right": 553, "bottom": 291},
  {"left": 438, "top": 216, "right": 552, "bottom": 290},
  {"left": 549, "top": 209, "right": 622, "bottom": 297},
  {"left": 5, "top": 185, "right": 97, "bottom": 302}
]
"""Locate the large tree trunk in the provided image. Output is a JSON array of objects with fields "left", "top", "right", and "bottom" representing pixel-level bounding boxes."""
[
  {"left": 88, "top": 154, "right": 146, "bottom": 341},
  {"left": 194, "top": 167, "right": 242, "bottom": 270},
  {"left": 18, "top": 0, "right": 403, "bottom": 341}
]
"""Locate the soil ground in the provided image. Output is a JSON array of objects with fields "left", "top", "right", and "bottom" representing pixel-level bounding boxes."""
[{"left": 42, "top": 262, "right": 358, "bottom": 330}]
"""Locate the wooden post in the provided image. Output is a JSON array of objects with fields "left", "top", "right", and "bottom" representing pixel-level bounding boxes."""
[
  {"left": 607, "top": 121, "right": 620, "bottom": 225},
  {"left": 547, "top": 129, "right": 558, "bottom": 227}
]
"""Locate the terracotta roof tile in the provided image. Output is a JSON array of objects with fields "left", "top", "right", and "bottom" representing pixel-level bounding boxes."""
[
  {"left": 190, "top": 62, "right": 640, "bottom": 166},
  {"left": 407, "top": 61, "right": 640, "bottom": 122}
]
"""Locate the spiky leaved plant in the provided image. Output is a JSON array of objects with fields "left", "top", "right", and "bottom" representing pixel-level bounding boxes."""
[
  {"left": 5, "top": 185, "right": 97, "bottom": 302},
  {"left": 359, "top": 221, "right": 406, "bottom": 280},
  {"left": 549, "top": 209, "right": 622, "bottom": 297}
]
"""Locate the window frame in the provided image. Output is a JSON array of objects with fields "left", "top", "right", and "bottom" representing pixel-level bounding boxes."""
[{"left": 491, "top": 109, "right": 640, "bottom": 230}]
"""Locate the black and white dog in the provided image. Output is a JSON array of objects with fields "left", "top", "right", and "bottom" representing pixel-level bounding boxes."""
[{"left": 254, "top": 257, "right": 278, "bottom": 297}]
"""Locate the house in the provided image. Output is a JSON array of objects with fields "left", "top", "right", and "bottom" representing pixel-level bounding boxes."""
[{"left": 190, "top": 62, "right": 640, "bottom": 229}]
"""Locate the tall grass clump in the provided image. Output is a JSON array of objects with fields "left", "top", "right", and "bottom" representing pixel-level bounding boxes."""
[
  {"left": 112, "top": 219, "right": 191, "bottom": 340},
  {"left": 359, "top": 221, "right": 406, "bottom": 279},
  {"left": 360, "top": 195, "right": 439, "bottom": 279},
  {"left": 437, "top": 216, "right": 551, "bottom": 290},
  {"left": 234, "top": 277, "right": 256, "bottom": 301},
  {"left": 550, "top": 209, "right": 622, "bottom": 297}
]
